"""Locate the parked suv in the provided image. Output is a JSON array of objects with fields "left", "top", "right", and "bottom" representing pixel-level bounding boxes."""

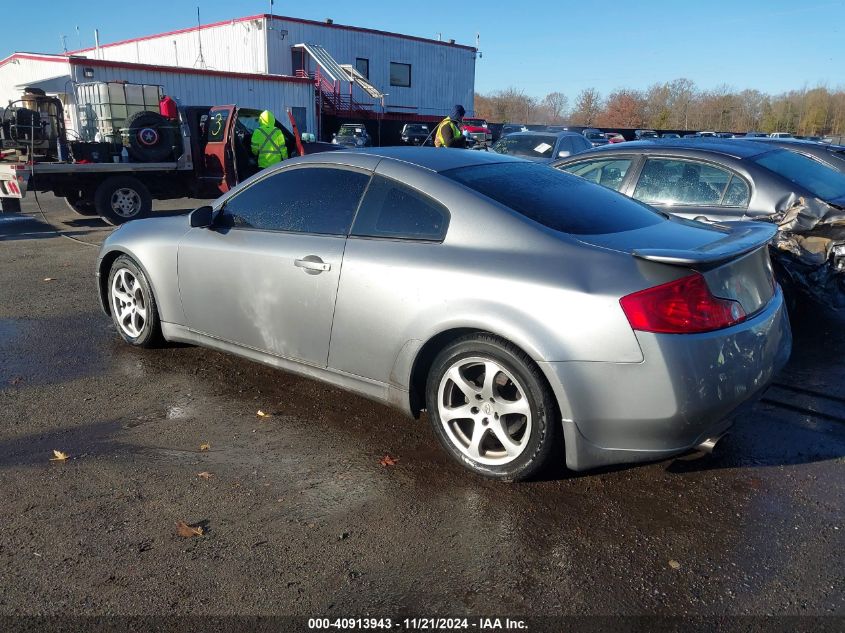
[
  {"left": 332, "top": 124, "right": 372, "bottom": 147},
  {"left": 400, "top": 123, "right": 430, "bottom": 146}
]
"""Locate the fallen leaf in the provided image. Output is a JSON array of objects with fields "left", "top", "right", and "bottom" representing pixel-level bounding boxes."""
[
  {"left": 50, "top": 450, "right": 69, "bottom": 462},
  {"left": 379, "top": 454, "right": 399, "bottom": 467},
  {"left": 175, "top": 520, "right": 203, "bottom": 538},
  {"left": 668, "top": 559, "right": 681, "bottom": 570},
  {"left": 199, "top": 442, "right": 211, "bottom": 452},
  {"left": 43, "top": 277, "right": 56, "bottom": 282},
  {"left": 197, "top": 471, "right": 213, "bottom": 480},
  {"left": 256, "top": 410, "right": 271, "bottom": 419}
]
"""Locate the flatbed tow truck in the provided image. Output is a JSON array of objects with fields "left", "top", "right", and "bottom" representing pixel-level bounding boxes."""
[{"left": 0, "top": 98, "right": 333, "bottom": 224}]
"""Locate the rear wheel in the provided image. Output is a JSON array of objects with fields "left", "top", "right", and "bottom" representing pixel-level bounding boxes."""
[
  {"left": 425, "top": 334, "right": 559, "bottom": 481},
  {"left": 107, "top": 255, "right": 161, "bottom": 347},
  {"left": 94, "top": 176, "right": 152, "bottom": 225}
]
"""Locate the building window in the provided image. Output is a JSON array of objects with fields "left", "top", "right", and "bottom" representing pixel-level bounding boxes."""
[
  {"left": 355, "top": 58, "right": 369, "bottom": 80},
  {"left": 390, "top": 62, "right": 411, "bottom": 88}
]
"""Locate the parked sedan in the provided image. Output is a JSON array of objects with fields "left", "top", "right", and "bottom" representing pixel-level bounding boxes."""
[
  {"left": 96, "top": 147, "right": 791, "bottom": 480},
  {"left": 554, "top": 139, "right": 845, "bottom": 308},
  {"left": 490, "top": 131, "right": 592, "bottom": 162},
  {"left": 582, "top": 128, "right": 609, "bottom": 147},
  {"left": 332, "top": 124, "right": 372, "bottom": 147}
]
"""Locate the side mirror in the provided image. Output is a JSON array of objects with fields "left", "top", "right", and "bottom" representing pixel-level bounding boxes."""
[
  {"left": 558, "top": 150, "right": 571, "bottom": 158},
  {"left": 190, "top": 205, "right": 214, "bottom": 228}
]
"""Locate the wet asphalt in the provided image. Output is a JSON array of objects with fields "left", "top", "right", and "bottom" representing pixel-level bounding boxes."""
[{"left": 0, "top": 195, "right": 843, "bottom": 619}]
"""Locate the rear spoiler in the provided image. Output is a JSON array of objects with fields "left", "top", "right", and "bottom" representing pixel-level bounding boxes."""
[{"left": 632, "top": 221, "right": 777, "bottom": 266}]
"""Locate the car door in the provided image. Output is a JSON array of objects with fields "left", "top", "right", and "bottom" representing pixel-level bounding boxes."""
[
  {"left": 201, "top": 105, "right": 238, "bottom": 194},
  {"left": 177, "top": 164, "right": 371, "bottom": 367},
  {"left": 629, "top": 157, "right": 751, "bottom": 221}
]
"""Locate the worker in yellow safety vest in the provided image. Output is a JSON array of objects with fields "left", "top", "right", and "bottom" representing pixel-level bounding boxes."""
[
  {"left": 434, "top": 105, "right": 467, "bottom": 148},
  {"left": 251, "top": 110, "right": 288, "bottom": 168}
]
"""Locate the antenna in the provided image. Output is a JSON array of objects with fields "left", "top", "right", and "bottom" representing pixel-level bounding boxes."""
[
  {"left": 76, "top": 25, "right": 81, "bottom": 50},
  {"left": 60, "top": 34, "right": 68, "bottom": 53},
  {"left": 194, "top": 6, "right": 206, "bottom": 68},
  {"left": 475, "top": 33, "right": 482, "bottom": 59},
  {"left": 268, "top": 0, "right": 274, "bottom": 29}
]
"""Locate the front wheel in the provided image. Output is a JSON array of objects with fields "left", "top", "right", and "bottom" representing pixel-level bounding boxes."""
[
  {"left": 107, "top": 255, "right": 161, "bottom": 347},
  {"left": 94, "top": 176, "right": 152, "bottom": 225},
  {"left": 425, "top": 334, "right": 559, "bottom": 481}
]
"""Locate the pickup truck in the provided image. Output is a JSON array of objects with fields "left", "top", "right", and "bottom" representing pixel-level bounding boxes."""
[{"left": 0, "top": 105, "right": 335, "bottom": 224}]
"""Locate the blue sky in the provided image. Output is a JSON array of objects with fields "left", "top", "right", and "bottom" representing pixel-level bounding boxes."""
[{"left": 3, "top": 0, "right": 843, "bottom": 97}]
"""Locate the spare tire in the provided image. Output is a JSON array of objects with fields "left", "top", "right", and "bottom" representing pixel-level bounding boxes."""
[{"left": 125, "top": 110, "right": 176, "bottom": 163}]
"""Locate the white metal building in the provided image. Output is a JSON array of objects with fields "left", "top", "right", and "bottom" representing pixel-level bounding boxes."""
[
  {"left": 0, "top": 13, "right": 476, "bottom": 143},
  {"left": 0, "top": 52, "right": 316, "bottom": 138},
  {"left": 64, "top": 13, "right": 477, "bottom": 119}
]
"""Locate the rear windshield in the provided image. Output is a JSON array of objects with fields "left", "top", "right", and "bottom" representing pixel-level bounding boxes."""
[
  {"left": 443, "top": 162, "right": 664, "bottom": 235},
  {"left": 492, "top": 134, "right": 558, "bottom": 158},
  {"left": 754, "top": 149, "right": 845, "bottom": 201}
]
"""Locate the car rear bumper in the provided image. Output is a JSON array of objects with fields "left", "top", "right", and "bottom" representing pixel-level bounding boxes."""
[{"left": 539, "top": 288, "right": 792, "bottom": 471}]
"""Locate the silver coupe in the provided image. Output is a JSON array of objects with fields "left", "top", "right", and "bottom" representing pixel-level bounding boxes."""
[{"left": 96, "top": 148, "right": 792, "bottom": 481}]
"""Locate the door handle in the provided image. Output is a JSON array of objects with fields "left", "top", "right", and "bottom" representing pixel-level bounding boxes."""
[{"left": 294, "top": 256, "right": 331, "bottom": 274}]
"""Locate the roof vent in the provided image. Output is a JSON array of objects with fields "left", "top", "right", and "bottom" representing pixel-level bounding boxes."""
[
  {"left": 326, "top": 18, "right": 333, "bottom": 24},
  {"left": 449, "top": 38, "right": 455, "bottom": 44}
]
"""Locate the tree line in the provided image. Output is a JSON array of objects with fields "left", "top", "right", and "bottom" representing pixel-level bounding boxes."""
[{"left": 474, "top": 79, "right": 845, "bottom": 135}]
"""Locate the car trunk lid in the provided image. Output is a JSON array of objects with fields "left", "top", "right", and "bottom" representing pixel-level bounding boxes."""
[{"left": 576, "top": 218, "right": 778, "bottom": 316}]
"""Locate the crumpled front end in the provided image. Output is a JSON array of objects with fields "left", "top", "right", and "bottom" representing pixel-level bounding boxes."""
[{"left": 764, "top": 193, "right": 845, "bottom": 310}]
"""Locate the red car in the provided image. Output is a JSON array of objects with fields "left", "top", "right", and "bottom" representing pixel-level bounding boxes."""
[
  {"left": 461, "top": 118, "right": 493, "bottom": 145},
  {"left": 605, "top": 132, "right": 626, "bottom": 144}
]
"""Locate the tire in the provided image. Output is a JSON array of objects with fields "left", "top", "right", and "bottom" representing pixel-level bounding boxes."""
[
  {"left": 107, "top": 255, "right": 161, "bottom": 347},
  {"left": 0, "top": 198, "right": 21, "bottom": 213},
  {"left": 124, "top": 110, "right": 176, "bottom": 163},
  {"left": 94, "top": 176, "right": 152, "bottom": 225},
  {"left": 64, "top": 194, "right": 97, "bottom": 216},
  {"left": 425, "top": 334, "right": 559, "bottom": 481}
]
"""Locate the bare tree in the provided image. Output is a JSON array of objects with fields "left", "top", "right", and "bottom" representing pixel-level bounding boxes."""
[
  {"left": 570, "top": 88, "right": 603, "bottom": 126},
  {"left": 541, "top": 92, "right": 569, "bottom": 124}
]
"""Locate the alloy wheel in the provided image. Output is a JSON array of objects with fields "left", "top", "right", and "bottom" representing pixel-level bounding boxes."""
[
  {"left": 111, "top": 268, "right": 147, "bottom": 338},
  {"left": 437, "top": 356, "right": 532, "bottom": 466},
  {"left": 110, "top": 188, "right": 142, "bottom": 218}
]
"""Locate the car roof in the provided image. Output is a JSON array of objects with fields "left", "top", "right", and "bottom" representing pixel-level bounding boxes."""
[
  {"left": 299, "top": 146, "right": 523, "bottom": 172},
  {"left": 581, "top": 138, "right": 774, "bottom": 159},
  {"left": 502, "top": 131, "right": 584, "bottom": 139}
]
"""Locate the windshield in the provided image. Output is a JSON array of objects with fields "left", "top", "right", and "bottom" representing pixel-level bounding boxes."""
[
  {"left": 755, "top": 149, "right": 845, "bottom": 200},
  {"left": 405, "top": 125, "right": 428, "bottom": 133},
  {"left": 338, "top": 126, "right": 365, "bottom": 137},
  {"left": 492, "top": 134, "right": 558, "bottom": 158},
  {"left": 584, "top": 131, "right": 605, "bottom": 140},
  {"left": 463, "top": 119, "right": 487, "bottom": 127},
  {"left": 442, "top": 162, "right": 664, "bottom": 235}
]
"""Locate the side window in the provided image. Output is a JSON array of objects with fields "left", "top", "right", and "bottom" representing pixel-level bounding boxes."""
[
  {"left": 352, "top": 175, "right": 449, "bottom": 241},
  {"left": 633, "top": 158, "right": 742, "bottom": 207},
  {"left": 722, "top": 175, "right": 751, "bottom": 207},
  {"left": 558, "top": 158, "right": 633, "bottom": 191},
  {"left": 220, "top": 167, "right": 370, "bottom": 234}
]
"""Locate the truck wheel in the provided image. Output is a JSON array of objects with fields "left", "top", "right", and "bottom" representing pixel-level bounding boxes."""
[
  {"left": 64, "top": 195, "right": 97, "bottom": 216},
  {"left": 0, "top": 198, "right": 22, "bottom": 213},
  {"left": 125, "top": 110, "right": 176, "bottom": 163},
  {"left": 94, "top": 176, "right": 152, "bottom": 225}
]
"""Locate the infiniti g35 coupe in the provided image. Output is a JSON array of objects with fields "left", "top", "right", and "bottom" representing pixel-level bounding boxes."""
[{"left": 96, "top": 148, "right": 792, "bottom": 481}]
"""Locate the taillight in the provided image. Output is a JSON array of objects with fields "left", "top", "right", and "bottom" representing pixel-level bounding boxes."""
[{"left": 620, "top": 273, "right": 747, "bottom": 334}]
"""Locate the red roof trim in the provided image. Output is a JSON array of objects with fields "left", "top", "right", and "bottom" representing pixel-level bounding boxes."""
[
  {"left": 0, "top": 53, "right": 69, "bottom": 69},
  {"left": 66, "top": 57, "right": 312, "bottom": 85},
  {"left": 67, "top": 15, "right": 263, "bottom": 55},
  {"left": 66, "top": 13, "right": 476, "bottom": 55},
  {"left": 265, "top": 15, "right": 476, "bottom": 52}
]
